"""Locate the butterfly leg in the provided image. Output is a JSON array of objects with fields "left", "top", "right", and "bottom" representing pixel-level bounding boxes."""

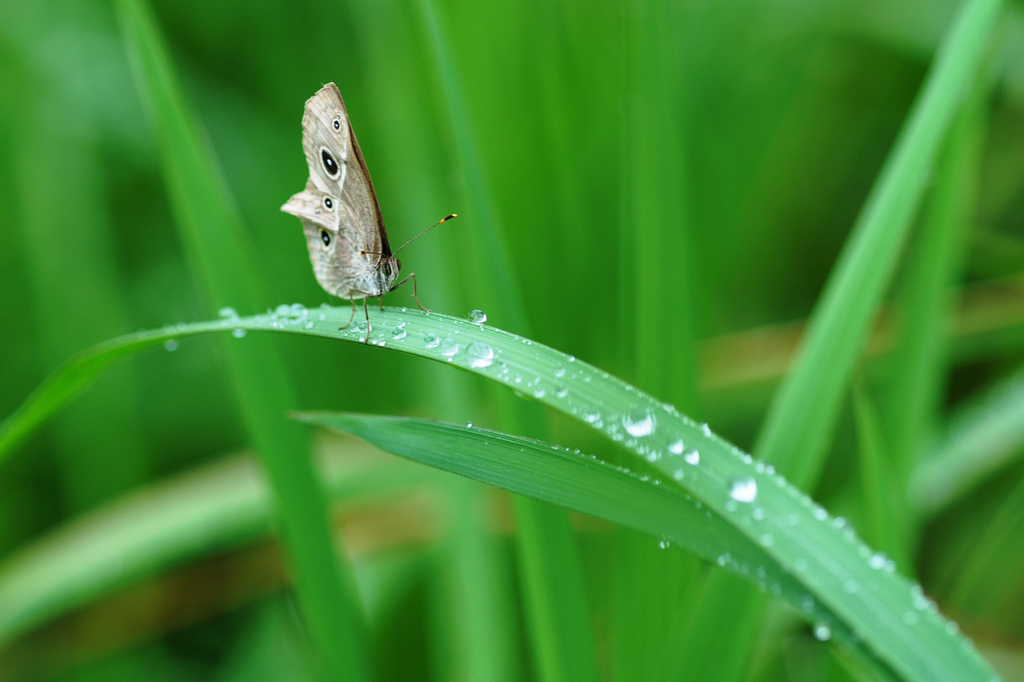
[
  {"left": 392, "top": 272, "right": 431, "bottom": 313},
  {"left": 362, "top": 298, "right": 371, "bottom": 344},
  {"left": 378, "top": 296, "right": 385, "bottom": 311},
  {"left": 338, "top": 298, "right": 357, "bottom": 330}
]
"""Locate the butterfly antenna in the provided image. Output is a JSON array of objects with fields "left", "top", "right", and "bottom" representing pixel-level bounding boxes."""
[{"left": 394, "top": 214, "right": 457, "bottom": 255}]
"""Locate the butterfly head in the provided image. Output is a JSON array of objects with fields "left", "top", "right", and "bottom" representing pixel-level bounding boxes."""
[{"left": 367, "top": 253, "right": 401, "bottom": 294}]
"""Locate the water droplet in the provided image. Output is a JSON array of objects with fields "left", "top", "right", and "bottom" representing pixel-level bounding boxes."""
[
  {"left": 468, "top": 309, "right": 487, "bottom": 324},
  {"left": 760, "top": 533, "right": 774, "bottom": 547},
  {"left": 288, "top": 303, "right": 308, "bottom": 321},
  {"left": 869, "top": 552, "right": 888, "bottom": 570},
  {"left": 232, "top": 328, "right": 246, "bottom": 338},
  {"left": 813, "top": 624, "right": 831, "bottom": 641},
  {"left": 668, "top": 438, "right": 684, "bottom": 455},
  {"left": 658, "top": 539, "right": 670, "bottom": 549},
  {"left": 305, "top": 321, "right": 314, "bottom": 329},
  {"left": 164, "top": 339, "right": 178, "bottom": 352},
  {"left": 440, "top": 338, "right": 461, "bottom": 357},
  {"left": 468, "top": 341, "right": 494, "bottom": 368},
  {"left": 584, "top": 410, "right": 601, "bottom": 424},
  {"left": 218, "top": 306, "right": 239, "bottom": 319},
  {"left": 395, "top": 319, "right": 406, "bottom": 328},
  {"left": 392, "top": 328, "right": 407, "bottom": 340},
  {"left": 729, "top": 477, "right": 757, "bottom": 503},
  {"left": 685, "top": 450, "right": 700, "bottom": 465},
  {"left": 622, "top": 409, "right": 656, "bottom": 437},
  {"left": 424, "top": 334, "right": 440, "bottom": 348},
  {"left": 273, "top": 303, "right": 290, "bottom": 319},
  {"left": 701, "top": 422, "right": 712, "bottom": 437},
  {"left": 553, "top": 363, "right": 566, "bottom": 378},
  {"left": 533, "top": 388, "right": 546, "bottom": 398},
  {"left": 556, "top": 385, "right": 569, "bottom": 398}
]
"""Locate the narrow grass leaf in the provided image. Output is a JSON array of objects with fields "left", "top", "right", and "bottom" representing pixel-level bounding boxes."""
[
  {"left": 0, "top": 449, "right": 436, "bottom": 647},
  {"left": 413, "top": 3, "right": 600, "bottom": 679},
  {"left": 910, "top": 365, "right": 1024, "bottom": 516},
  {"left": 853, "top": 382, "right": 909, "bottom": 571},
  {"left": 0, "top": 308, "right": 1001, "bottom": 681},
  {"left": 115, "top": 2, "right": 368, "bottom": 678},
  {"left": 754, "top": 0, "right": 1005, "bottom": 489},
  {"left": 878, "top": 67, "right": 988, "bottom": 484},
  {"left": 944, "top": 474, "right": 1024, "bottom": 619}
]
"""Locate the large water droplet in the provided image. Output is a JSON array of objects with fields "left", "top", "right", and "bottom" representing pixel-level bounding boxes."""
[
  {"left": 622, "top": 409, "right": 656, "bottom": 437},
  {"left": 584, "top": 410, "right": 601, "bottom": 424},
  {"left": 218, "top": 306, "right": 239, "bottom": 319},
  {"left": 684, "top": 450, "right": 700, "bottom": 466},
  {"left": 392, "top": 328, "right": 407, "bottom": 340},
  {"left": 440, "top": 338, "right": 461, "bottom": 357},
  {"left": 273, "top": 303, "right": 290, "bottom": 319},
  {"left": 424, "top": 333, "right": 440, "bottom": 348},
  {"left": 813, "top": 624, "right": 831, "bottom": 641},
  {"left": 468, "top": 341, "right": 494, "bottom": 368},
  {"left": 288, "top": 303, "right": 308, "bottom": 322},
  {"left": 729, "top": 477, "right": 757, "bottom": 503},
  {"left": 164, "top": 339, "right": 178, "bottom": 352},
  {"left": 668, "top": 438, "right": 684, "bottom": 455},
  {"left": 553, "top": 363, "right": 566, "bottom": 378},
  {"left": 232, "top": 328, "right": 246, "bottom": 338},
  {"left": 468, "top": 309, "right": 487, "bottom": 324},
  {"left": 555, "top": 385, "right": 568, "bottom": 398}
]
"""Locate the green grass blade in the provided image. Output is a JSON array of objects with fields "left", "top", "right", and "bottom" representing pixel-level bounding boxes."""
[
  {"left": 297, "top": 411, "right": 937, "bottom": 682},
  {"left": 297, "top": 413, "right": 859, "bottom": 637},
  {"left": 617, "top": 2, "right": 701, "bottom": 678},
  {"left": 0, "top": 307, "right": 1002, "bottom": 681},
  {"left": 754, "top": 0, "right": 1004, "bottom": 489},
  {"left": 413, "top": 2, "right": 600, "bottom": 679},
  {"left": 877, "top": 66, "right": 988, "bottom": 485},
  {"left": 910, "top": 365, "right": 1024, "bottom": 516},
  {"left": 0, "top": 447, "right": 437, "bottom": 647},
  {"left": 943, "top": 473, "right": 1024, "bottom": 619},
  {"left": 853, "top": 382, "right": 908, "bottom": 571},
  {"left": 413, "top": 0, "right": 527, "bottom": 332},
  {"left": 678, "top": 4, "right": 1003, "bottom": 677},
  {"left": 114, "top": 2, "right": 368, "bottom": 678},
  {"left": 13, "top": 105, "right": 149, "bottom": 511}
]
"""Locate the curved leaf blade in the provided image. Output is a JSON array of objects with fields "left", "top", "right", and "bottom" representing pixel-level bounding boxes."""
[{"left": 0, "top": 307, "right": 1001, "bottom": 681}]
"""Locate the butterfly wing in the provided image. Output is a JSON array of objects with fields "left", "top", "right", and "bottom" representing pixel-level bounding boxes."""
[
  {"left": 282, "top": 83, "right": 392, "bottom": 298},
  {"left": 301, "top": 83, "right": 391, "bottom": 258},
  {"left": 281, "top": 181, "right": 360, "bottom": 298}
]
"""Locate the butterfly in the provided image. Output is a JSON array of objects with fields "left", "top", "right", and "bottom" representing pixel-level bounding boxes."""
[{"left": 281, "top": 83, "right": 452, "bottom": 341}]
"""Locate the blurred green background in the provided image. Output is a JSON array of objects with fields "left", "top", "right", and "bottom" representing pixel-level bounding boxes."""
[{"left": 2, "top": 0, "right": 1024, "bottom": 680}]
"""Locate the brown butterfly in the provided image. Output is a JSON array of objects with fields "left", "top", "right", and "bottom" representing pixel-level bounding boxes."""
[{"left": 281, "top": 83, "right": 452, "bottom": 341}]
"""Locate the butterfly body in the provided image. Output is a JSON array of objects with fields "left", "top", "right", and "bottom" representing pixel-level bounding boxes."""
[{"left": 281, "top": 83, "right": 399, "bottom": 301}]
